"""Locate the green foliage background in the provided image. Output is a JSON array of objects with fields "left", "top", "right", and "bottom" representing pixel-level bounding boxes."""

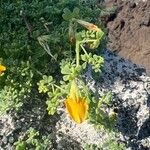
[{"left": 0, "top": 0, "right": 107, "bottom": 114}]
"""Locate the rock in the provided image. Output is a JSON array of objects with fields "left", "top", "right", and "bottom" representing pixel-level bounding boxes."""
[{"left": 102, "top": 0, "right": 150, "bottom": 75}]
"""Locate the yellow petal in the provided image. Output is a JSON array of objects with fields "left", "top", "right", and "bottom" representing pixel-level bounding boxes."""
[
  {"left": 0, "top": 65, "right": 6, "bottom": 74},
  {"left": 65, "top": 97, "right": 88, "bottom": 124}
]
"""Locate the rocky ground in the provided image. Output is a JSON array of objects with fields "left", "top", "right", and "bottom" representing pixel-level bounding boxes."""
[
  {"left": 102, "top": 0, "right": 150, "bottom": 75},
  {"left": 0, "top": 49, "right": 150, "bottom": 150}
]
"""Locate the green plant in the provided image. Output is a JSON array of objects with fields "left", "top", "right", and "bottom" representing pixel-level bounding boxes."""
[
  {"left": 101, "top": 138, "right": 125, "bottom": 150},
  {"left": 14, "top": 128, "right": 52, "bottom": 150},
  {"left": 84, "top": 131, "right": 125, "bottom": 150},
  {"left": 88, "top": 92, "right": 117, "bottom": 131},
  {"left": 84, "top": 138, "right": 125, "bottom": 150},
  {"left": 38, "top": 16, "right": 104, "bottom": 101},
  {"left": 37, "top": 75, "right": 68, "bottom": 115},
  {"left": 84, "top": 143, "right": 101, "bottom": 150},
  {"left": 0, "top": 61, "right": 33, "bottom": 114},
  {"left": 38, "top": 13, "right": 117, "bottom": 128}
]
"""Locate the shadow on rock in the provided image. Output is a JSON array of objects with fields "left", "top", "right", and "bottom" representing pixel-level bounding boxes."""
[
  {"left": 56, "top": 133, "right": 83, "bottom": 150},
  {"left": 147, "top": 94, "right": 150, "bottom": 108},
  {"left": 138, "top": 118, "right": 150, "bottom": 140},
  {"left": 101, "top": 50, "right": 147, "bottom": 84},
  {"left": 112, "top": 94, "right": 150, "bottom": 149},
  {"left": 116, "top": 105, "right": 138, "bottom": 137}
]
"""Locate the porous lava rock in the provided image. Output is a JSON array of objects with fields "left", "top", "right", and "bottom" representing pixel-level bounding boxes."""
[{"left": 103, "top": 0, "right": 150, "bottom": 75}]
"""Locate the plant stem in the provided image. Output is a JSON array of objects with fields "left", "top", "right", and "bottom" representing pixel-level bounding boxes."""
[
  {"left": 51, "top": 84, "right": 55, "bottom": 93},
  {"left": 53, "top": 84, "right": 66, "bottom": 92},
  {"left": 82, "top": 39, "right": 96, "bottom": 43},
  {"left": 80, "top": 44, "right": 88, "bottom": 55},
  {"left": 75, "top": 42, "right": 80, "bottom": 67}
]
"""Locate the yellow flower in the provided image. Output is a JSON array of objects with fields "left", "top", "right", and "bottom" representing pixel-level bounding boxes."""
[
  {"left": 65, "top": 80, "right": 88, "bottom": 124},
  {"left": 0, "top": 64, "right": 6, "bottom": 74}
]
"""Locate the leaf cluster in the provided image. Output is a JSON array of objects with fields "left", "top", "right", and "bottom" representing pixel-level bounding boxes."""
[
  {"left": 0, "top": 61, "right": 33, "bottom": 114},
  {"left": 88, "top": 92, "right": 117, "bottom": 131},
  {"left": 62, "top": 7, "right": 80, "bottom": 21},
  {"left": 84, "top": 138, "right": 125, "bottom": 150},
  {"left": 101, "top": 138, "right": 125, "bottom": 150},
  {"left": 81, "top": 53, "right": 104, "bottom": 73},
  {"left": 84, "top": 143, "right": 101, "bottom": 150},
  {"left": 14, "top": 127, "right": 52, "bottom": 150},
  {"left": 38, "top": 75, "right": 69, "bottom": 115},
  {"left": 60, "top": 59, "right": 84, "bottom": 81},
  {"left": 76, "top": 29, "right": 104, "bottom": 49}
]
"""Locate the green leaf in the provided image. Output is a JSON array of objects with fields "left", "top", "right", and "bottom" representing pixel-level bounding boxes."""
[
  {"left": 63, "top": 8, "right": 71, "bottom": 15},
  {"left": 15, "top": 141, "right": 26, "bottom": 150},
  {"left": 62, "top": 8, "right": 72, "bottom": 21},
  {"left": 46, "top": 96, "right": 60, "bottom": 115},
  {"left": 73, "top": 7, "right": 80, "bottom": 17},
  {"left": 101, "top": 92, "right": 112, "bottom": 106},
  {"left": 63, "top": 75, "right": 69, "bottom": 81},
  {"left": 61, "top": 64, "right": 71, "bottom": 75}
]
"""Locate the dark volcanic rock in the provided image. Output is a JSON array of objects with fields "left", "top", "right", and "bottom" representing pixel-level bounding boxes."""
[{"left": 103, "top": 0, "right": 150, "bottom": 75}]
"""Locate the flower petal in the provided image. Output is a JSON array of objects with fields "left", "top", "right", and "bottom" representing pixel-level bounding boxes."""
[
  {"left": 65, "top": 97, "right": 88, "bottom": 124},
  {"left": 0, "top": 65, "right": 6, "bottom": 74}
]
